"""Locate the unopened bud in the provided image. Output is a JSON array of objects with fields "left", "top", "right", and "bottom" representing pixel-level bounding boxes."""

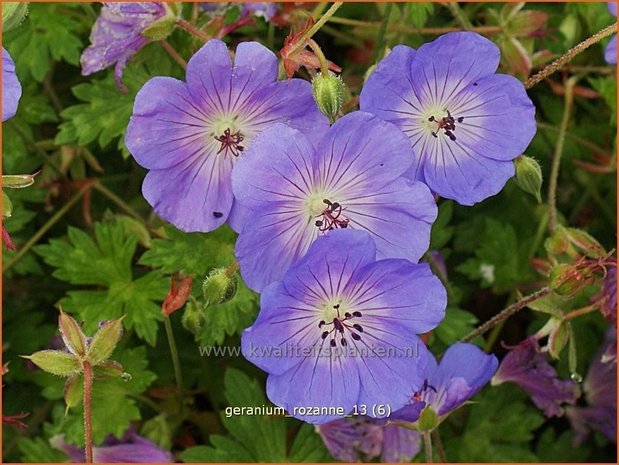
[
  {"left": 312, "top": 71, "right": 345, "bottom": 123},
  {"left": 181, "top": 296, "right": 206, "bottom": 336},
  {"left": 202, "top": 267, "right": 237, "bottom": 306},
  {"left": 549, "top": 263, "right": 592, "bottom": 296},
  {"left": 514, "top": 155, "right": 543, "bottom": 203},
  {"left": 2, "top": 2, "right": 29, "bottom": 32}
]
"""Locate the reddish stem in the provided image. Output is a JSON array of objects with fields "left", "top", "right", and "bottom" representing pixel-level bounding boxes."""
[
  {"left": 160, "top": 39, "right": 187, "bottom": 69},
  {"left": 83, "top": 361, "right": 93, "bottom": 463},
  {"left": 176, "top": 18, "right": 211, "bottom": 42}
]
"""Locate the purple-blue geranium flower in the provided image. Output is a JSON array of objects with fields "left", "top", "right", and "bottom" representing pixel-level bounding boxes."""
[
  {"left": 81, "top": 2, "right": 174, "bottom": 89},
  {"left": 388, "top": 342, "right": 498, "bottom": 422},
  {"left": 318, "top": 417, "right": 421, "bottom": 462},
  {"left": 51, "top": 430, "right": 172, "bottom": 463},
  {"left": 492, "top": 336, "right": 580, "bottom": 417},
  {"left": 241, "top": 229, "right": 446, "bottom": 424},
  {"left": 359, "top": 32, "right": 537, "bottom": 206},
  {"left": 566, "top": 328, "right": 617, "bottom": 446},
  {"left": 593, "top": 264, "right": 617, "bottom": 323},
  {"left": 125, "top": 39, "right": 328, "bottom": 232},
  {"left": 232, "top": 111, "right": 437, "bottom": 292},
  {"left": 605, "top": 3, "right": 617, "bottom": 64},
  {"left": 2, "top": 47, "right": 22, "bottom": 122},
  {"left": 201, "top": 2, "right": 277, "bottom": 21}
]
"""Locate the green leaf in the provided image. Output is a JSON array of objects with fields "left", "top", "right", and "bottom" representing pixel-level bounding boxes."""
[
  {"left": 288, "top": 423, "right": 332, "bottom": 462},
  {"left": 35, "top": 220, "right": 168, "bottom": 345},
  {"left": 589, "top": 76, "right": 617, "bottom": 126},
  {"left": 60, "top": 347, "right": 156, "bottom": 446},
  {"left": 3, "top": 3, "right": 82, "bottom": 81},
  {"left": 430, "top": 200, "right": 454, "bottom": 250},
  {"left": 183, "top": 368, "right": 304, "bottom": 462},
  {"left": 434, "top": 307, "right": 478, "bottom": 345},
  {"left": 54, "top": 48, "right": 177, "bottom": 158},
  {"left": 447, "top": 384, "right": 545, "bottom": 462},
  {"left": 140, "top": 225, "right": 237, "bottom": 276},
  {"left": 18, "top": 437, "right": 68, "bottom": 463},
  {"left": 456, "top": 218, "right": 532, "bottom": 293},
  {"left": 407, "top": 2, "right": 435, "bottom": 29}
]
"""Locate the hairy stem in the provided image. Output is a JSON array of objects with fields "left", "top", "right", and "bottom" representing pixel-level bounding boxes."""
[
  {"left": 83, "top": 361, "right": 93, "bottom": 463},
  {"left": 163, "top": 315, "right": 184, "bottom": 396},
  {"left": 176, "top": 18, "right": 211, "bottom": 42},
  {"left": 286, "top": 2, "right": 344, "bottom": 57},
  {"left": 547, "top": 76, "right": 578, "bottom": 233},
  {"left": 160, "top": 39, "right": 187, "bottom": 69},
  {"left": 371, "top": 3, "right": 393, "bottom": 63},
  {"left": 423, "top": 431, "right": 433, "bottom": 463},
  {"left": 325, "top": 16, "right": 502, "bottom": 35},
  {"left": 307, "top": 39, "right": 330, "bottom": 76},
  {"left": 524, "top": 23, "right": 616, "bottom": 89},
  {"left": 2, "top": 181, "right": 93, "bottom": 273},
  {"left": 445, "top": 2, "right": 473, "bottom": 29},
  {"left": 432, "top": 429, "right": 447, "bottom": 462},
  {"left": 461, "top": 287, "right": 552, "bottom": 342}
]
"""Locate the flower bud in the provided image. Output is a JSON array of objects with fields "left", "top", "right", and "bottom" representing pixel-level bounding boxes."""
[
  {"left": 416, "top": 405, "right": 438, "bottom": 432},
  {"left": 2, "top": 2, "right": 29, "bottom": 32},
  {"left": 549, "top": 263, "right": 591, "bottom": 296},
  {"left": 87, "top": 317, "right": 125, "bottom": 365},
  {"left": 312, "top": 71, "right": 345, "bottom": 123},
  {"left": 514, "top": 155, "right": 543, "bottom": 203},
  {"left": 181, "top": 296, "right": 206, "bottom": 336},
  {"left": 22, "top": 350, "right": 80, "bottom": 377},
  {"left": 142, "top": 14, "right": 177, "bottom": 41},
  {"left": 202, "top": 268, "right": 237, "bottom": 306}
]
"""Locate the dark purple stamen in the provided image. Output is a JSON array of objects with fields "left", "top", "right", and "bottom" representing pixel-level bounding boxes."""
[
  {"left": 317, "top": 306, "right": 365, "bottom": 347},
  {"left": 429, "top": 110, "right": 464, "bottom": 141},
  {"left": 315, "top": 198, "right": 350, "bottom": 232},
  {"left": 215, "top": 128, "right": 245, "bottom": 157}
]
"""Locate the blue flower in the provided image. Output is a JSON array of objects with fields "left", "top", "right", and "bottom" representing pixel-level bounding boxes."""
[
  {"left": 81, "top": 3, "right": 174, "bottom": 89},
  {"left": 2, "top": 47, "right": 21, "bottom": 122},
  {"left": 492, "top": 336, "right": 579, "bottom": 417},
  {"left": 318, "top": 417, "right": 421, "bottom": 462},
  {"left": 125, "top": 39, "right": 327, "bottom": 233},
  {"left": 389, "top": 342, "right": 498, "bottom": 422},
  {"left": 232, "top": 111, "right": 437, "bottom": 292},
  {"left": 360, "top": 32, "right": 537, "bottom": 206},
  {"left": 241, "top": 229, "right": 446, "bottom": 424}
]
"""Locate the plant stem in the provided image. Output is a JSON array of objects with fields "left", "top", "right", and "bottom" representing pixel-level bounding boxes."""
[
  {"left": 461, "top": 287, "right": 552, "bottom": 342},
  {"left": 445, "top": 2, "right": 473, "bottom": 29},
  {"left": 432, "top": 429, "right": 447, "bottom": 462},
  {"left": 547, "top": 76, "right": 578, "bottom": 233},
  {"left": 2, "top": 182, "right": 93, "bottom": 273},
  {"left": 83, "top": 361, "right": 93, "bottom": 464},
  {"left": 371, "top": 2, "right": 392, "bottom": 63},
  {"left": 325, "top": 16, "right": 502, "bottom": 35},
  {"left": 92, "top": 182, "right": 144, "bottom": 223},
  {"left": 160, "top": 39, "right": 187, "bottom": 69},
  {"left": 286, "top": 2, "right": 344, "bottom": 57},
  {"left": 537, "top": 122, "right": 609, "bottom": 158},
  {"left": 163, "top": 315, "right": 184, "bottom": 395},
  {"left": 423, "top": 431, "right": 433, "bottom": 463},
  {"left": 176, "top": 18, "right": 211, "bottom": 42},
  {"left": 307, "top": 39, "right": 330, "bottom": 75},
  {"left": 563, "top": 303, "right": 598, "bottom": 321},
  {"left": 524, "top": 23, "right": 617, "bottom": 89}
]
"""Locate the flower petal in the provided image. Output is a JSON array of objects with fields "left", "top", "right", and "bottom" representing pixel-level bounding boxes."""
[
  {"left": 316, "top": 112, "right": 414, "bottom": 194},
  {"left": 142, "top": 150, "right": 233, "bottom": 232},
  {"left": 2, "top": 48, "right": 21, "bottom": 122},
  {"left": 266, "top": 349, "right": 361, "bottom": 424},
  {"left": 605, "top": 34, "right": 617, "bottom": 65},
  {"left": 342, "top": 178, "right": 437, "bottom": 262},
  {"left": 126, "top": 77, "right": 210, "bottom": 170}
]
